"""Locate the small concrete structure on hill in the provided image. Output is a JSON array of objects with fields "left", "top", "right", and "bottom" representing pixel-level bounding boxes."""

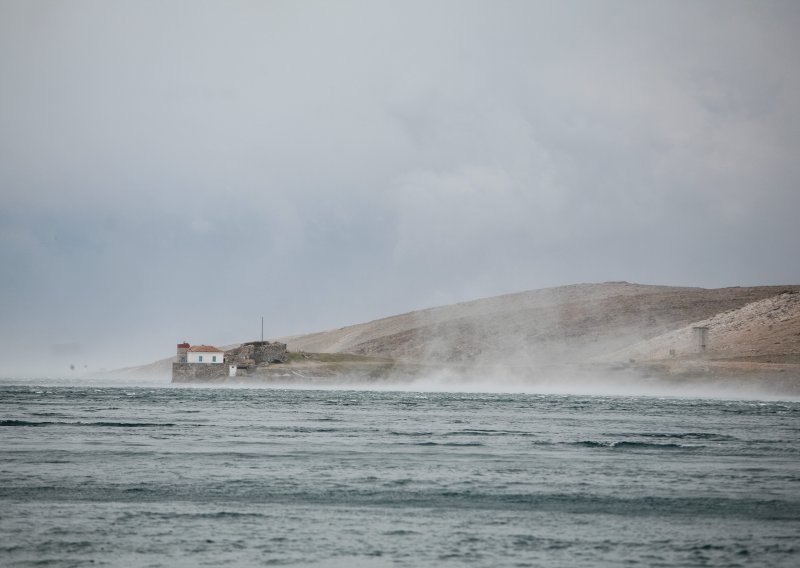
[{"left": 693, "top": 326, "right": 709, "bottom": 354}]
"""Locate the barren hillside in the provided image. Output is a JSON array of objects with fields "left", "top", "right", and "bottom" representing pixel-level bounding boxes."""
[
  {"left": 283, "top": 282, "right": 800, "bottom": 366},
  {"left": 595, "top": 291, "right": 800, "bottom": 364},
  {"left": 111, "top": 282, "right": 800, "bottom": 382}
]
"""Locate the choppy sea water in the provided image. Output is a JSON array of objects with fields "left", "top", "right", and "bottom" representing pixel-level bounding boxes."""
[{"left": 1, "top": 383, "right": 798, "bottom": 567}]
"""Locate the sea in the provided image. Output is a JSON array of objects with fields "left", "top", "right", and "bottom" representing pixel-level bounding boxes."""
[{"left": 1, "top": 380, "right": 798, "bottom": 567}]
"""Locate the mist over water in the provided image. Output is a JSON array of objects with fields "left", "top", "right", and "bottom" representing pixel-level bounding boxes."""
[
  {"left": 6, "top": 367, "right": 799, "bottom": 402},
  {"left": 1, "top": 382, "right": 798, "bottom": 566}
]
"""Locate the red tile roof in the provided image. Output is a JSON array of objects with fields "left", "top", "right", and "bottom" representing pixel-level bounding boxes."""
[{"left": 188, "top": 345, "right": 223, "bottom": 353}]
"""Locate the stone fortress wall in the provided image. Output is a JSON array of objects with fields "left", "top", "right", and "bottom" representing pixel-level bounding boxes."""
[
  {"left": 172, "top": 362, "right": 229, "bottom": 381},
  {"left": 227, "top": 341, "right": 288, "bottom": 366}
]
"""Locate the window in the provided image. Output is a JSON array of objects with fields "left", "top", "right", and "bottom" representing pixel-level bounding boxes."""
[
  {"left": 198, "top": 355, "right": 203, "bottom": 362},
  {"left": 212, "top": 356, "right": 217, "bottom": 362}
]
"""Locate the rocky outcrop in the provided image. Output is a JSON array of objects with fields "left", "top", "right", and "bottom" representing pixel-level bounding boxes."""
[{"left": 225, "top": 341, "right": 287, "bottom": 366}]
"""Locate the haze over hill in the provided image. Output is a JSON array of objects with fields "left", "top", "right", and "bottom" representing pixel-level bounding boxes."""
[
  {"left": 118, "top": 282, "right": 800, "bottom": 393},
  {"left": 282, "top": 282, "right": 799, "bottom": 364}
]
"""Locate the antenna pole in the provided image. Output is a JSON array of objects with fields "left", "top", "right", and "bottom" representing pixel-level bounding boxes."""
[{"left": 261, "top": 316, "right": 264, "bottom": 342}]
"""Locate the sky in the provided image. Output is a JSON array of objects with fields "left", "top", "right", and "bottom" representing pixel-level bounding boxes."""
[{"left": 1, "top": 0, "right": 799, "bottom": 374}]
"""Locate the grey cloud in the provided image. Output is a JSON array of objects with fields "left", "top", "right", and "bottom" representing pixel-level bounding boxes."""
[{"left": 1, "top": 0, "right": 798, "bottom": 374}]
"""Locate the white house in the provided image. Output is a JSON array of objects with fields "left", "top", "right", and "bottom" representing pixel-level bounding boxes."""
[{"left": 187, "top": 345, "right": 224, "bottom": 364}]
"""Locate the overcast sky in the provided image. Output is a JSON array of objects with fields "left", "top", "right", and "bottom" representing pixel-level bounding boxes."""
[{"left": 1, "top": 0, "right": 799, "bottom": 374}]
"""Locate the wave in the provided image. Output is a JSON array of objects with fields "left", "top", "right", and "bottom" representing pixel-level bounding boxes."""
[
  {"left": 414, "top": 441, "right": 484, "bottom": 447},
  {"left": 391, "top": 429, "right": 534, "bottom": 437},
  {"left": 572, "top": 440, "right": 690, "bottom": 450},
  {"left": 443, "top": 429, "right": 533, "bottom": 437},
  {"left": 605, "top": 432, "right": 738, "bottom": 441},
  {"left": 4, "top": 485, "right": 795, "bottom": 521},
  {"left": 390, "top": 431, "right": 434, "bottom": 436},
  {"left": 0, "top": 420, "right": 177, "bottom": 428}
]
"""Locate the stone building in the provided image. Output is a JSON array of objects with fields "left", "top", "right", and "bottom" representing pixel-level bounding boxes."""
[
  {"left": 171, "top": 340, "right": 288, "bottom": 382},
  {"left": 172, "top": 342, "right": 228, "bottom": 382}
]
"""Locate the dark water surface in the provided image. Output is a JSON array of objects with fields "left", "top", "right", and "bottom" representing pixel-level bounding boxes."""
[{"left": 1, "top": 384, "right": 798, "bottom": 567}]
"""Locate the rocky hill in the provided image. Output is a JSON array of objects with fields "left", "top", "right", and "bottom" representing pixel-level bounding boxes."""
[
  {"left": 595, "top": 291, "right": 800, "bottom": 364},
  {"left": 111, "top": 282, "right": 800, "bottom": 392},
  {"left": 282, "top": 282, "right": 800, "bottom": 368}
]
